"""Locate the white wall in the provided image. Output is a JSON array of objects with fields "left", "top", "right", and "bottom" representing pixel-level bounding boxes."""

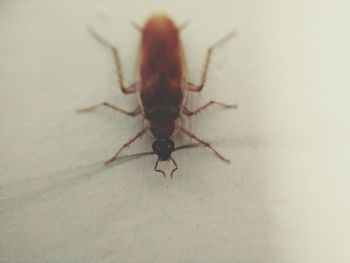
[{"left": 1, "top": 0, "right": 349, "bottom": 262}]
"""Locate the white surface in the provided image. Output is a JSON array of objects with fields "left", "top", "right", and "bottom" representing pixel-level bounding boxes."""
[{"left": 1, "top": 0, "right": 350, "bottom": 262}]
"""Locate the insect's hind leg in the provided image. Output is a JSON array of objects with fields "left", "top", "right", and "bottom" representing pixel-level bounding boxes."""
[
  {"left": 77, "top": 103, "right": 141, "bottom": 117},
  {"left": 188, "top": 31, "right": 236, "bottom": 92},
  {"left": 105, "top": 129, "right": 147, "bottom": 165},
  {"left": 183, "top": 100, "right": 238, "bottom": 116},
  {"left": 180, "top": 127, "right": 230, "bottom": 163},
  {"left": 88, "top": 27, "right": 137, "bottom": 95}
]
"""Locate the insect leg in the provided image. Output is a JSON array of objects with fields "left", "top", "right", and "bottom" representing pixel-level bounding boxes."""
[
  {"left": 88, "top": 27, "right": 137, "bottom": 94},
  {"left": 180, "top": 127, "right": 230, "bottom": 163},
  {"left": 131, "top": 21, "right": 141, "bottom": 31},
  {"left": 188, "top": 31, "right": 236, "bottom": 92},
  {"left": 183, "top": 101, "right": 237, "bottom": 117},
  {"left": 105, "top": 129, "right": 147, "bottom": 165},
  {"left": 77, "top": 103, "right": 141, "bottom": 117}
]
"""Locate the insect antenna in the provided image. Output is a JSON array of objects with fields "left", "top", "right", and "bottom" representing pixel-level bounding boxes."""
[
  {"left": 115, "top": 150, "right": 154, "bottom": 162},
  {"left": 109, "top": 143, "right": 200, "bottom": 165},
  {"left": 170, "top": 157, "right": 178, "bottom": 178},
  {"left": 107, "top": 144, "right": 200, "bottom": 177},
  {"left": 174, "top": 143, "right": 200, "bottom": 151},
  {"left": 154, "top": 158, "right": 166, "bottom": 177}
]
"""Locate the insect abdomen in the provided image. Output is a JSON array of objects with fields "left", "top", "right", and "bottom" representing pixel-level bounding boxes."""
[{"left": 140, "top": 15, "right": 183, "bottom": 83}]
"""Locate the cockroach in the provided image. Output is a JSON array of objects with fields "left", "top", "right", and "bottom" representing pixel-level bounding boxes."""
[{"left": 78, "top": 14, "right": 237, "bottom": 177}]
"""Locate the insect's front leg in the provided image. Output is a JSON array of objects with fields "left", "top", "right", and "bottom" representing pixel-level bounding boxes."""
[
  {"left": 183, "top": 101, "right": 237, "bottom": 117},
  {"left": 77, "top": 103, "right": 141, "bottom": 117},
  {"left": 180, "top": 127, "right": 230, "bottom": 163},
  {"left": 105, "top": 129, "right": 147, "bottom": 166}
]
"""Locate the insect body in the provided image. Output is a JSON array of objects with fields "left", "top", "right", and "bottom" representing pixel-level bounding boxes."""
[
  {"left": 140, "top": 16, "right": 184, "bottom": 140},
  {"left": 79, "top": 14, "right": 237, "bottom": 177}
]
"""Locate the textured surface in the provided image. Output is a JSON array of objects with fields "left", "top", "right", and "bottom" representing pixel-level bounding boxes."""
[{"left": 1, "top": 0, "right": 350, "bottom": 262}]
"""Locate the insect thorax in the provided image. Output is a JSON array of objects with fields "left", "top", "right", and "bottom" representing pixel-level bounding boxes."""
[{"left": 145, "top": 105, "right": 180, "bottom": 138}]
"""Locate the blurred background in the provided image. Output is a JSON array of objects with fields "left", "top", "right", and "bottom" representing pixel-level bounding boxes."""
[{"left": 1, "top": 0, "right": 349, "bottom": 262}]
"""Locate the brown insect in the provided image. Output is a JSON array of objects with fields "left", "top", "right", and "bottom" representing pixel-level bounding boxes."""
[{"left": 78, "top": 14, "right": 237, "bottom": 177}]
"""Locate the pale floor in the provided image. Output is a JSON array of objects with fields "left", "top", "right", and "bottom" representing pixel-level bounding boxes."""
[{"left": 1, "top": 1, "right": 350, "bottom": 262}]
